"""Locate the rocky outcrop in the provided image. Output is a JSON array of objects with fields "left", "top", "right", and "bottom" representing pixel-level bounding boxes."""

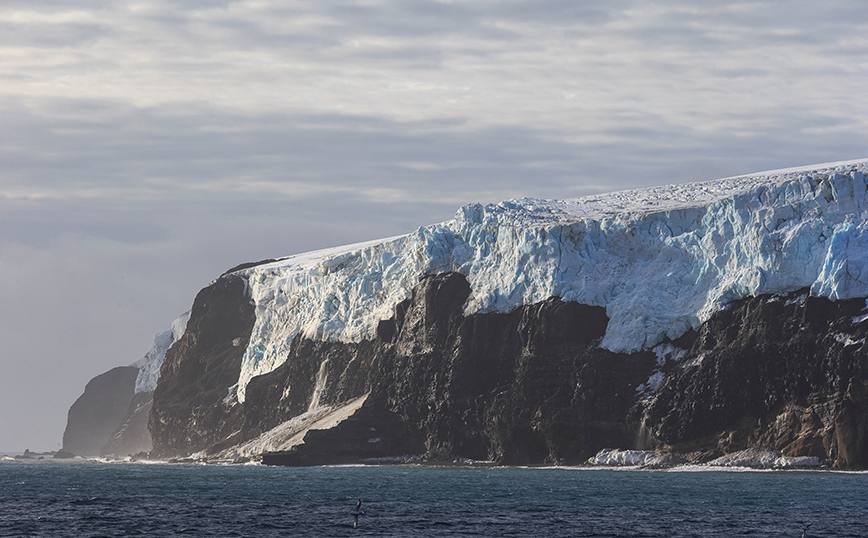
[
  {"left": 62, "top": 366, "right": 138, "bottom": 457},
  {"left": 360, "top": 272, "right": 648, "bottom": 465},
  {"left": 644, "top": 290, "right": 868, "bottom": 469}
]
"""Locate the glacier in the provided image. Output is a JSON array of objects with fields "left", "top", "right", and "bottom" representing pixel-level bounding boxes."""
[
  {"left": 231, "top": 159, "right": 868, "bottom": 402},
  {"left": 132, "top": 311, "right": 191, "bottom": 394}
]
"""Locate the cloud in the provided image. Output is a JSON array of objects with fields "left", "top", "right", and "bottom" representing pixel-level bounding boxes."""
[{"left": 5, "top": 0, "right": 866, "bottom": 128}]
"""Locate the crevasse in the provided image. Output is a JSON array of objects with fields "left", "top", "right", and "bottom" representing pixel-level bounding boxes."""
[{"left": 233, "top": 159, "right": 868, "bottom": 402}]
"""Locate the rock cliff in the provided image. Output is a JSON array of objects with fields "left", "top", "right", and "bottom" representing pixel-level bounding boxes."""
[
  {"left": 62, "top": 366, "right": 138, "bottom": 457},
  {"left": 148, "top": 274, "right": 255, "bottom": 458},
  {"left": 644, "top": 290, "right": 868, "bottom": 468},
  {"left": 63, "top": 159, "right": 868, "bottom": 468},
  {"left": 148, "top": 271, "right": 654, "bottom": 464},
  {"left": 148, "top": 272, "right": 867, "bottom": 468}
]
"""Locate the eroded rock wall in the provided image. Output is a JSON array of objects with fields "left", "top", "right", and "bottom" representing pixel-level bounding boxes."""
[
  {"left": 147, "top": 272, "right": 868, "bottom": 469},
  {"left": 203, "top": 273, "right": 654, "bottom": 465},
  {"left": 644, "top": 291, "right": 868, "bottom": 468},
  {"left": 148, "top": 274, "right": 256, "bottom": 458}
]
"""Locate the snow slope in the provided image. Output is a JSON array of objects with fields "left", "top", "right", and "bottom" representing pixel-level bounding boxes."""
[
  {"left": 212, "top": 394, "right": 368, "bottom": 461},
  {"left": 233, "top": 159, "right": 868, "bottom": 402}
]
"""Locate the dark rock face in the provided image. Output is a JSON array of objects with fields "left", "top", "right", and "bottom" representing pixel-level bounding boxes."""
[
  {"left": 147, "top": 272, "right": 868, "bottom": 469},
  {"left": 62, "top": 366, "right": 138, "bottom": 457},
  {"left": 148, "top": 274, "right": 256, "bottom": 458},
  {"left": 644, "top": 291, "right": 868, "bottom": 469},
  {"left": 359, "top": 272, "right": 650, "bottom": 465},
  {"left": 155, "top": 272, "right": 654, "bottom": 465}
]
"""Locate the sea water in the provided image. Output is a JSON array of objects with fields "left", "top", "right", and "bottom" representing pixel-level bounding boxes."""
[{"left": 1, "top": 461, "right": 866, "bottom": 537}]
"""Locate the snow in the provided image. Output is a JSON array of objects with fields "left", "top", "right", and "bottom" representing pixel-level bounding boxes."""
[
  {"left": 851, "top": 312, "right": 868, "bottom": 324},
  {"left": 212, "top": 394, "right": 368, "bottom": 461},
  {"left": 637, "top": 343, "right": 688, "bottom": 395},
  {"left": 636, "top": 372, "right": 665, "bottom": 394},
  {"left": 231, "top": 159, "right": 868, "bottom": 402},
  {"left": 706, "top": 448, "right": 822, "bottom": 469},
  {"left": 133, "top": 311, "right": 191, "bottom": 393},
  {"left": 587, "top": 448, "right": 685, "bottom": 467},
  {"left": 587, "top": 447, "right": 822, "bottom": 469},
  {"left": 833, "top": 333, "right": 865, "bottom": 347}
]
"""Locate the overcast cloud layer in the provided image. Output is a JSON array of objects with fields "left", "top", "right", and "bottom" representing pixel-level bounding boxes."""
[{"left": 1, "top": 0, "right": 866, "bottom": 452}]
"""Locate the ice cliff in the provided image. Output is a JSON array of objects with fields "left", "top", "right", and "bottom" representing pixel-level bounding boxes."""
[
  {"left": 233, "top": 158, "right": 868, "bottom": 402},
  {"left": 132, "top": 312, "right": 190, "bottom": 393}
]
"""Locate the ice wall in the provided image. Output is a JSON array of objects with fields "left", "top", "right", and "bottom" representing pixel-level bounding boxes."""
[
  {"left": 234, "top": 159, "right": 868, "bottom": 402},
  {"left": 133, "top": 311, "right": 191, "bottom": 393}
]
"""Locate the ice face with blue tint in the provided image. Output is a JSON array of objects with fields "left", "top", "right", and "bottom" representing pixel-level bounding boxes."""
[
  {"left": 133, "top": 311, "right": 190, "bottom": 393},
  {"left": 232, "top": 159, "right": 868, "bottom": 402}
]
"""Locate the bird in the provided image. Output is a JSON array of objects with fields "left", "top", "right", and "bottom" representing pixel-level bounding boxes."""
[
  {"left": 802, "top": 522, "right": 813, "bottom": 538},
  {"left": 350, "top": 498, "right": 365, "bottom": 529}
]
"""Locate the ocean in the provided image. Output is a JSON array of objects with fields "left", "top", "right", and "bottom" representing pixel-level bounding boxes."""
[{"left": 1, "top": 461, "right": 866, "bottom": 537}]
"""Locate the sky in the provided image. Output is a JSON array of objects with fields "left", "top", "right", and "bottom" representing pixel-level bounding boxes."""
[{"left": 1, "top": 0, "right": 866, "bottom": 452}]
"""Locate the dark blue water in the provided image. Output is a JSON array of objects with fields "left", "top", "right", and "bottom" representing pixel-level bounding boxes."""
[{"left": 1, "top": 461, "right": 865, "bottom": 537}]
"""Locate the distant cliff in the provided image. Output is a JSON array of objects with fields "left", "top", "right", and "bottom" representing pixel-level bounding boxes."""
[
  {"left": 62, "top": 367, "right": 138, "bottom": 457},
  {"left": 62, "top": 312, "right": 189, "bottom": 458},
  {"left": 65, "top": 159, "right": 868, "bottom": 468}
]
